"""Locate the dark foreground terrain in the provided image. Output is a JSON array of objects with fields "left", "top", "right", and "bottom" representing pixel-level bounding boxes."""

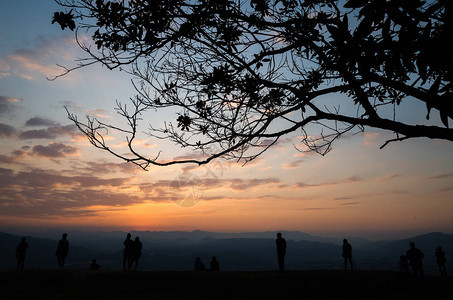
[{"left": 0, "top": 269, "right": 451, "bottom": 300}]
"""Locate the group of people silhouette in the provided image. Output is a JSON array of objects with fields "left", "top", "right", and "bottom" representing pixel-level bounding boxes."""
[
  {"left": 194, "top": 256, "right": 220, "bottom": 271},
  {"left": 275, "top": 233, "right": 448, "bottom": 279},
  {"left": 274, "top": 234, "right": 354, "bottom": 272},
  {"left": 13, "top": 232, "right": 448, "bottom": 278},
  {"left": 122, "top": 233, "right": 143, "bottom": 271}
]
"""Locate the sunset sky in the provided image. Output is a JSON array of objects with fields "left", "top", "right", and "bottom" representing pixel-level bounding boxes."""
[{"left": 0, "top": 0, "right": 452, "bottom": 240}]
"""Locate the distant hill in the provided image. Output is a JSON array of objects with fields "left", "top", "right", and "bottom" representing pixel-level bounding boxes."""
[{"left": 1, "top": 230, "right": 451, "bottom": 274}]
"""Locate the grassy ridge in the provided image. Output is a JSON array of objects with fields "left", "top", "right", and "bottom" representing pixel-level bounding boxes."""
[{"left": 0, "top": 270, "right": 451, "bottom": 299}]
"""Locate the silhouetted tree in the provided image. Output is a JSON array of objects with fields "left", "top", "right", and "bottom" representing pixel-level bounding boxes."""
[{"left": 53, "top": 0, "right": 453, "bottom": 168}]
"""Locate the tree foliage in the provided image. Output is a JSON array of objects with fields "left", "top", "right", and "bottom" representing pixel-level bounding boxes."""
[{"left": 53, "top": 0, "right": 453, "bottom": 169}]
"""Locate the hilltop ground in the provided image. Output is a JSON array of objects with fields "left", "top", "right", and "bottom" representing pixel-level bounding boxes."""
[{"left": 0, "top": 269, "right": 451, "bottom": 299}]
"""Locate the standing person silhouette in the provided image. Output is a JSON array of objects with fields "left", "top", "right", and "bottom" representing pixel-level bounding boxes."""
[
  {"left": 56, "top": 233, "right": 69, "bottom": 269},
  {"left": 276, "top": 232, "right": 287, "bottom": 272},
  {"left": 435, "top": 246, "right": 447, "bottom": 277},
  {"left": 131, "top": 236, "right": 142, "bottom": 270},
  {"left": 123, "top": 233, "right": 134, "bottom": 270},
  {"left": 406, "top": 242, "right": 425, "bottom": 280},
  {"left": 16, "top": 237, "right": 28, "bottom": 270},
  {"left": 342, "top": 239, "right": 353, "bottom": 270}
]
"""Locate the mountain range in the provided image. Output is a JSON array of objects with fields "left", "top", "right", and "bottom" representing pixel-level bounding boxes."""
[{"left": 1, "top": 230, "right": 451, "bottom": 275}]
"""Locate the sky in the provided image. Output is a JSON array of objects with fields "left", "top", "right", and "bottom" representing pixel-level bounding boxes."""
[{"left": 0, "top": 0, "right": 452, "bottom": 240}]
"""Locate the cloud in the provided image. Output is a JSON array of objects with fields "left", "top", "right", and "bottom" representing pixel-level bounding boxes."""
[
  {"left": 0, "top": 60, "right": 10, "bottom": 77},
  {"left": 138, "top": 176, "right": 281, "bottom": 201},
  {"left": 281, "top": 159, "right": 304, "bottom": 169},
  {"left": 25, "top": 117, "right": 59, "bottom": 127},
  {"left": 363, "top": 131, "right": 382, "bottom": 146},
  {"left": 0, "top": 96, "right": 21, "bottom": 116},
  {"left": 111, "top": 138, "right": 157, "bottom": 149},
  {"left": 295, "top": 176, "right": 362, "bottom": 189},
  {"left": 0, "top": 149, "right": 27, "bottom": 164},
  {"left": 19, "top": 129, "right": 57, "bottom": 139},
  {"left": 86, "top": 108, "right": 110, "bottom": 119},
  {"left": 334, "top": 197, "right": 355, "bottom": 201},
  {"left": 375, "top": 174, "right": 399, "bottom": 183},
  {"left": 436, "top": 186, "right": 453, "bottom": 193},
  {"left": 292, "top": 207, "right": 333, "bottom": 211},
  {"left": 7, "top": 36, "right": 70, "bottom": 80},
  {"left": 0, "top": 168, "right": 140, "bottom": 217},
  {"left": 74, "top": 161, "right": 140, "bottom": 175},
  {"left": 228, "top": 177, "right": 280, "bottom": 190},
  {"left": 0, "top": 123, "right": 17, "bottom": 137},
  {"left": 31, "top": 142, "right": 79, "bottom": 158},
  {"left": 0, "top": 155, "right": 15, "bottom": 164},
  {"left": 19, "top": 125, "right": 78, "bottom": 139},
  {"left": 426, "top": 173, "right": 453, "bottom": 180},
  {"left": 0, "top": 168, "right": 144, "bottom": 218}
]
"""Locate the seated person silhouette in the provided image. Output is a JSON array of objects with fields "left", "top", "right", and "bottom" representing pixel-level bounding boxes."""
[
  {"left": 90, "top": 259, "right": 100, "bottom": 270},
  {"left": 194, "top": 257, "right": 205, "bottom": 271}
]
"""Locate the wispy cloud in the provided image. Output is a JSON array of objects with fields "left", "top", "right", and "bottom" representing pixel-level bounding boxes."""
[
  {"left": 7, "top": 36, "right": 73, "bottom": 80},
  {"left": 375, "top": 174, "right": 399, "bottom": 183},
  {"left": 73, "top": 161, "right": 140, "bottom": 175},
  {"left": 292, "top": 207, "right": 333, "bottom": 211},
  {"left": 295, "top": 176, "right": 362, "bottom": 189},
  {"left": 340, "top": 202, "right": 360, "bottom": 206},
  {"left": 426, "top": 173, "right": 453, "bottom": 180},
  {"left": 228, "top": 177, "right": 280, "bottom": 190},
  {"left": 281, "top": 159, "right": 304, "bottom": 169},
  {"left": 363, "top": 131, "right": 381, "bottom": 146},
  {"left": 0, "top": 96, "right": 21, "bottom": 116},
  {"left": 0, "top": 60, "right": 10, "bottom": 77},
  {"left": 86, "top": 108, "right": 110, "bottom": 119}
]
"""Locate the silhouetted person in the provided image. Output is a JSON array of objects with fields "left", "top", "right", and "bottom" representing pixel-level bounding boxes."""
[
  {"left": 90, "top": 259, "right": 100, "bottom": 270},
  {"left": 342, "top": 239, "right": 353, "bottom": 270},
  {"left": 406, "top": 242, "right": 424, "bottom": 280},
  {"left": 399, "top": 255, "right": 410, "bottom": 274},
  {"left": 194, "top": 257, "right": 205, "bottom": 271},
  {"left": 131, "top": 237, "right": 142, "bottom": 270},
  {"left": 16, "top": 237, "right": 28, "bottom": 270},
  {"left": 276, "top": 232, "right": 286, "bottom": 271},
  {"left": 435, "top": 246, "right": 447, "bottom": 277},
  {"left": 210, "top": 256, "right": 220, "bottom": 271},
  {"left": 123, "top": 233, "right": 133, "bottom": 270},
  {"left": 56, "top": 233, "right": 69, "bottom": 269}
]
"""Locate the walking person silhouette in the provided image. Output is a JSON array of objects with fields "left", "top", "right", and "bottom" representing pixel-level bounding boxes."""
[
  {"left": 16, "top": 237, "right": 28, "bottom": 270},
  {"left": 276, "top": 232, "right": 287, "bottom": 272},
  {"left": 406, "top": 242, "right": 425, "bottom": 281},
  {"left": 435, "top": 246, "right": 447, "bottom": 277},
  {"left": 56, "top": 233, "right": 69, "bottom": 269},
  {"left": 342, "top": 239, "right": 353, "bottom": 270}
]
